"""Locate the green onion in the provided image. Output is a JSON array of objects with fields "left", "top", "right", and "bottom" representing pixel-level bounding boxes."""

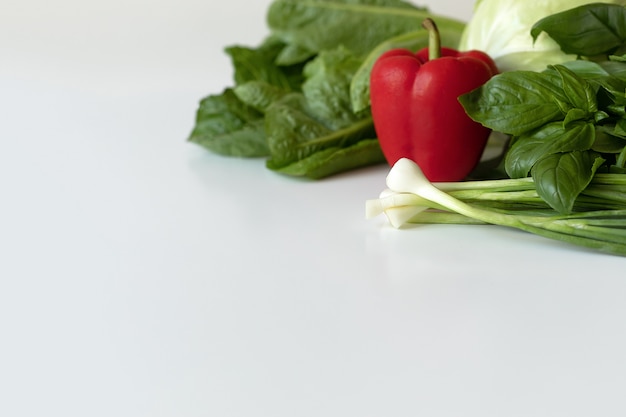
[{"left": 366, "top": 158, "right": 626, "bottom": 256}]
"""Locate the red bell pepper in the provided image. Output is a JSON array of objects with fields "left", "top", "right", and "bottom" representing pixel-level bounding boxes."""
[{"left": 370, "top": 18, "right": 498, "bottom": 182}]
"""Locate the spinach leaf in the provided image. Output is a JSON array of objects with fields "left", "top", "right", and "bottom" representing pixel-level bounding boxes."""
[
  {"left": 270, "top": 138, "right": 385, "bottom": 179},
  {"left": 302, "top": 46, "right": 366, "bottom": 129},
  {"left": 188, "top": 89, "right": 269, "bottom": 157},
  {"left": 266, "top": 0, "right": 465, "bottom": 65},
  {"left": 188, "top": 38, "right": 302, "bottom": 158},
  {"left": 531, "top": 3, "right": 626, "bottom": 57},
  {"left": 263, "top": 45, "right": 380, "bottom": 177},
  {"left": 225, "top": 38, "right": 305, "bottom": 91},
  {"left": 233, "top": 81, "right": 289, "bottom": 113},
  {"left": 264, "top": 93, "right": 376, "bottom": 170},
  {"left": 532, "top": 151, "right": 605, "bottom": 214},
  {"left": 505, "top": 121, "right": 596, "bottom": 178}
]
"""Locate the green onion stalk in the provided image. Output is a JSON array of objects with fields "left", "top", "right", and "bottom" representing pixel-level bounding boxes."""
[{"left": 366, "top": 158, "right": 626, "bottom": 256}]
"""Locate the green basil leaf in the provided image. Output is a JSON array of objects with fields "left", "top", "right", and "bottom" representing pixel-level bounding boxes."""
[
  {"left": 188, "top": 89, "right": 269, "bottom": 157},
  {"left": 594, "top": 111, "right": 610, "bottom": 123},
  {"left": 616, "top": 118, "right": 626, "bottom": 137},
  {"left": 267, "top": 0, "right": 465, "bottom": 65},
  {"left": 597, "top": 123, "right": 626, "bottom": 140},
  {"left": 600, "top": 60, "right": 626, "bottom": 82},
  {"left": 460, "top": 71, "right": 568, "bottom": 135},
  {"left": 599, "top": 80, "right": 626, "bottom": 106},
  {"left": 505, "top": 121, "right": 596, "bottom": 178},
  {"left": 531, "top": 3, "right": 626, "bottom": 57},
  {"left": 592, "top": 129, "right": 626, "bottom": 153},
  {"left": 610, "top": 54, "right": 626, "bottom": 63},
  {"left": 563, "top": 108, "right": 589, "bottom": 126},
  {"left": 531, "top": 151, "right": 605, "bottom": 214},
  {"left": 607, "top": 105, "right": 626, "bottom": 117},
  {"left": 553, "top": 60, "right": 610, "bottom": 79},
  {"left": 269, "top": 138, "right": 385, "bottom": 179},
  {"left": 551, "top": 65, "right": 597, "bottom": 114},
  {"left": 548, "top": 61, "right": 626, "bottom": 105}
]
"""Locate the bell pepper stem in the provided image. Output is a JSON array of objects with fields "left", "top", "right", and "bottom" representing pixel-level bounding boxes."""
[{"left": 421, "top": 18, "right": 441, "bottom": 61}]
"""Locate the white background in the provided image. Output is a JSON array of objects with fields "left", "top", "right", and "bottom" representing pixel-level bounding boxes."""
[{"left": 2, "top": 0, "right": 626, "bottom": 416}]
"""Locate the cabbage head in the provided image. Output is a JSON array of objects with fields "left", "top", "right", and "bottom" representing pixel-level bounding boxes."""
[{"left": 459, "top": 0, "right": 626, "bottom": 72}]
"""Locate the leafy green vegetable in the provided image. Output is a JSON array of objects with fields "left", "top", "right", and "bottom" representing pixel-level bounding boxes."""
[
  {"left": 530, "top": 150, "right": 604, "bottom": 214},
  {"left": 263, "top": 92, "right": 378, "bottom": 172},
  {"left": 504, "top": 122, "right": 596, "bottom": 178},
  {"left": 261, "top": 46, "right": 381, "bottom": 177},
  {"left": 531, "top": 3, "right": 626, "bottom": 57},
  {"left": 552, "top": 65, "right": 598, "bottom": 117},
  {"left": 233, "top": 81, "right": 289, "bottom": 113},
  {"left": 189, "top": 37, "right": 302, "bottom": 158},
  {"left": 301, "top": 47, "right": 366, "bottom": 129},
  {"left": 225, "top": 38, "right": 305, "bottom": 90},
  {"left": 459, "top": 3, "right": 626, "bottom": 214},
  {"left": 270, "top": 138, "right": 384, "bottom": 179},
  {"left": 460, "top": 59, "right": 626, "bottom": 213},
  {"left": 266, "top": 0, "right": 464, "bottom": 65},
  {"left": 188, "top": 89, "right": 268, "bottom": 157},
  {"left": 458, "top": 70, "right": 568, "bottom": 136}
]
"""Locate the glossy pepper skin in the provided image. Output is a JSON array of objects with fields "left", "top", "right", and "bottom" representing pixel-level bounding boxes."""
[{"left": 370, "top": 20, "right": 498, "bottom": 182}]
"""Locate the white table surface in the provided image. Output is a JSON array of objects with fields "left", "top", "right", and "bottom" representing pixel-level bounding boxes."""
[{"left": 2, "top": 0, "right": 626, "bottom": 416}]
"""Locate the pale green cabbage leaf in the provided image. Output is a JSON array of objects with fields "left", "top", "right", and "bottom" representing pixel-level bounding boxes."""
[{"left": 459, "top": 0, "right": 626, "bottom": 72}]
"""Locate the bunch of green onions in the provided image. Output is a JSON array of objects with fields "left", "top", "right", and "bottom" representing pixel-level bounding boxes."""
[{"left": 366, "top": 158, "right": 626, "bottom": 256}]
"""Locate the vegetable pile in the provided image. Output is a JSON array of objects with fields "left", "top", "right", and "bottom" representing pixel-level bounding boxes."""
[
  {"left": 190, "top": 0, "right": 626, "bottom": 256},
  {"left": 188, "top": 0, "right": 465, "bottom": 179},
  {"left": 367, "top": 2, "right": 626, "bottom": 256}
]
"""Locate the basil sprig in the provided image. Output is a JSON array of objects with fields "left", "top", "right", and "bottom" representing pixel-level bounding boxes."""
[
  {"left": 531, "top": 3, "right": 626, "bottom": 57},
  {"left": 460, "top": 3, "right": 626, "bottom": 214}
]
